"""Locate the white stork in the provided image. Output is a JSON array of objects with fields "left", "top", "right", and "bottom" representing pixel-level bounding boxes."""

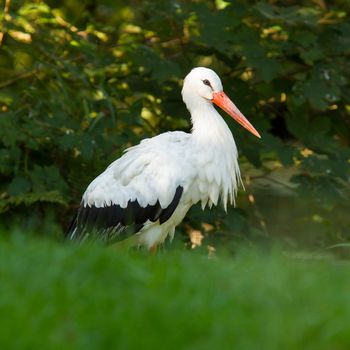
[{"left": 67, "top": 67, "right": 260, "bottom": 250}]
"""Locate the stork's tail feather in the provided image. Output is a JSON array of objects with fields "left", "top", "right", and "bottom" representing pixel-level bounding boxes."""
[{"left": 65, "top": 211, "right": 78, "bottom": 239}]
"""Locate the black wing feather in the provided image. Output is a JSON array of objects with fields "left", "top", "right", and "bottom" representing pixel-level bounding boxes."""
[
  {"left": 159, "top": 186, "right": 183, "bottom": 224},
  {"left": 66, "top": 186, "right": 183, "bottom": 243}
]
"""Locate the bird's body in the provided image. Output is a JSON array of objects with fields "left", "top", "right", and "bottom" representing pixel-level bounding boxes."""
[{"left": 67, "top": 67, "right": 260, "bottom": 249}]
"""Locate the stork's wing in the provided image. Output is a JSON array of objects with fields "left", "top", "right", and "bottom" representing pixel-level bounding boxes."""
[
  {"left": 66, "top": 186, "right": 183, "bottom": 242},
  {"left": 66, "top": 132, "right": 193, "bottom": 243}
]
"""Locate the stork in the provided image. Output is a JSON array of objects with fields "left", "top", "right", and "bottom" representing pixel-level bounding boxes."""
[{"left": 66, "top": 67, "right": 260, "bottom": 250}]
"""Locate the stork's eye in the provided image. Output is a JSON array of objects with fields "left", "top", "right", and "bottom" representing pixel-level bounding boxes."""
[{"left": 202, "top": 79, "right": 211, "bottom": 86}]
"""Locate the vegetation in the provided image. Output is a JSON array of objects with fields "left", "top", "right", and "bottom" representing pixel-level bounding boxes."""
[
  {"left": 1, "top": 236, "right": 350, "bottom": 349},
  {"left": 1, "top": 0, "right": 349, "bottom": 247},
  {"left": 1, "top": 2, "right": 350, "bottom": 347}
]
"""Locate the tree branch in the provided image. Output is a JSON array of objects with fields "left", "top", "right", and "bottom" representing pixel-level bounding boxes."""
[
  {"left": 0, "top": 0, "right": 11, "bottom": 47},
  {"left": 0, "top": 69, "right": 38, "bottom": 89}
]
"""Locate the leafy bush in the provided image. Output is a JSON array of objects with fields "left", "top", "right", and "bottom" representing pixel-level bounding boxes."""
[{"left": 0, "top": 0, "right": 349, "bottom": 246}]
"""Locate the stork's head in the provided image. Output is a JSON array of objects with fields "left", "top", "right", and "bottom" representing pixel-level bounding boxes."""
[{"left": 182, "top": 67, "right": 261, "bottom": 138}]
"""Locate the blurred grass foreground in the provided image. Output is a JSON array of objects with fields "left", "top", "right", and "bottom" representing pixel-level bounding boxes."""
[{"left": 2, "top": 237, "right": 350, "bottom": 349}]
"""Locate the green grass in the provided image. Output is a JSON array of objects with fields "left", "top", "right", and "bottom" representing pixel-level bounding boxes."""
[{"left": 1, "top": 237, "right": 350, "bottom": 350}]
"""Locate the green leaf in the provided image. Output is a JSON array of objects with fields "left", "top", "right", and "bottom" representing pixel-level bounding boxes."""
[
  {"left": 285, "top": 108, "right": 309, "bottom": 138},
  {"left": 256, "top": 58, "right": 281, "bottom": 82},
  {"left": 309, "top": 116, "right": 331, "bottom": 135},
  {"left": 7, "top": 177, "right": 31, "bottom": 196},
  {"left": 0, "top": 191, "right": 67, "bottom": 214},
  {"left": 29, "top": 165, "right": 69, "bottom": 195}
]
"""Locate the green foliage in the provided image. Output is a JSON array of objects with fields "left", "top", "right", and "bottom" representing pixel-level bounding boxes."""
[
  {"left": 2, "top": 238, "right": 350, "bottom": 349},
  {"left": 0, "top": 0, "right": 349, "bottom": 246}
]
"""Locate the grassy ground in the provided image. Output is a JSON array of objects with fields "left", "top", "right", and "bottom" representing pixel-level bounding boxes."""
[{"left": 1, "top": 236, "right": 350, "bottom": 350}]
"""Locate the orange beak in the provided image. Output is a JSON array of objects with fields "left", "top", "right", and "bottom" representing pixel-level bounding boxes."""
[{"left": 212, "top": 91, "right": 261, "bottom": 138}]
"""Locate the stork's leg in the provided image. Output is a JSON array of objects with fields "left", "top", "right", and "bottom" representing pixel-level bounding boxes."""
[
  {"left": 109, "top": 235, "right": 138, "bottom": 251},
  {"left": 149, "top": 244, "right": 158, "bottom": 255}
]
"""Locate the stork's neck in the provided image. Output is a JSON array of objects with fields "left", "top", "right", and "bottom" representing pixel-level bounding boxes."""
[
  {"left": 187, "top": 99, "right": 242, "bottom": 210},
  {"left": 189, "top": 100, "right": 234, "bottom": 144}
]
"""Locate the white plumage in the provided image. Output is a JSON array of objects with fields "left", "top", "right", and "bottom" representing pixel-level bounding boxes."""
[{"left": 67, "top": 67, "right": 260, "bottom": 249}]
